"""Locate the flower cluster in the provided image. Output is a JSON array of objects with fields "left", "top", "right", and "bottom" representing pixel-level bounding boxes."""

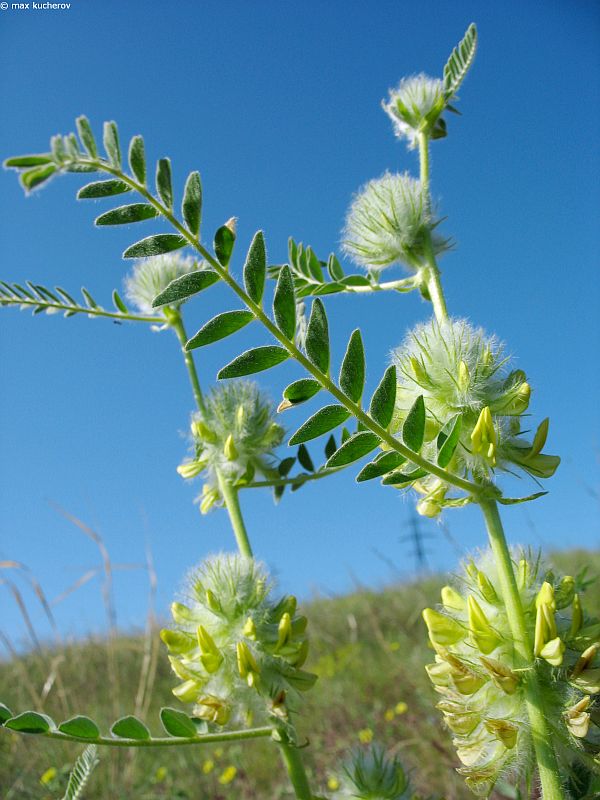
[
  {"left": 391, "top": 318, "right": 559, "bottom": 516},
  {"left": 124, "top": 253, "right": 202, "bottom": 314},
  {"left": 422, "top": 550, "right": 600, "bottom": 796},
  {"left": 177, "top": 381, "right": 284, "bottom": 513},
  {"left": 331, "top": 744, "right": 411, "bottom": 800},
  {"left": 382, "top": 74, "right": 447, "bottom": 148},
  {"left": 161, "top": 554, "right": 317, "bottom": 727},
  {"left": 342, "top": 172, "right": 448, "bottom": 272}
]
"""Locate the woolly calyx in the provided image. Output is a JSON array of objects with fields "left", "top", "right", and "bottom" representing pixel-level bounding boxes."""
[
  {"left": 341, "top": 172, "right": 449, "bottom": 272},
  {"left": 124, "top": 253, "right": 202, "bottom": 314},
  {"left": 382, "top": 74, "right": 447, "bottom": 149},
  {"left": 391, "top": 318, "right": 559, "bottom": 516},
  {"left": 161, "top": 553, "right": 317, "bottom": 727},
  {"left": 422, "top": 549, "right": 600, "bottom": 796},
  {"left": 331, "top": 744, "right": 411, "bottom": 800},
  {"left": 177, "top": 381, "right": 284, "bottom": 513}
]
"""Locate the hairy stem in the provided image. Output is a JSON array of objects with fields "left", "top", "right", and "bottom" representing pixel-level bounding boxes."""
[
  {"left": 479, "top": 499, "right": 565, "bottom": 800},
  {"left": 418, "top": 132, "right": 448, "bottom": 324},
  {"left": 216, "top": 473, "right": 254, "bottom": 558},
  {"left": 275, "top": 728, "right": 313, "bottom": 800},
  {"left": 167, "top": 308, "right": 207, "bottom": 415}
]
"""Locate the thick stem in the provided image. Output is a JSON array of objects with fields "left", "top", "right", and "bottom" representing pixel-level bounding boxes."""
[
  {"left": 217, "top": 473, "right": 253, "bottom": 559},
  {"left": 418, "top": 132, "right": 448, "bottom": 324},
  {"left": 276, "top": 735, "right": 313, "bottom": 800},
  {"left": 479, "top": 500, "right": 565, "bottom": 800}
]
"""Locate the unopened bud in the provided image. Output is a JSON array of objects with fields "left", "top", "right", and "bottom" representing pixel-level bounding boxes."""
[
  {"left": 224, "top": 434, "right": 238, "bottom": 461},
  {"left": 441, "top": 585, "right": 465, "bottom": 611},
  {"left": 540, "top": 636, "right": 565, "bottom": 666},
  {"left": 422, "top": 608, "right": 466, "bottom": 646},
  {"left": 467, "top": 595, "right": 501, "bottom": 654}
]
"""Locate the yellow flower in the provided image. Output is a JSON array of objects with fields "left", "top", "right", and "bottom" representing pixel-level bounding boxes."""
[
  {"left": 202, "top": 759, "right": 215, "bottom": 774},
  {"left": 358, "top": 727, "right": 374, "bottom": 743},
  {"left": 214, "top": 747, "right": 224, "bottom": 758},
  {"left": 384, "top": 709, "right": 395, "bottom": 721},
  {"left": 395, "top": 701, "right": 408, "bottom": 715},
  {"left": 218, "top": 765, "right": 237, "bottom": 785},
  {"left": 327, "top": 776, "right": 340, "bottom": 790},
  {"left": 388, "top": 641, "right": 400, "bottom": 651},
  {"left": 39, "top": 767, "right": 57, "bottom": 786},
  {"left": 154, "top": 766, "right": 167, "bottom": 783}
]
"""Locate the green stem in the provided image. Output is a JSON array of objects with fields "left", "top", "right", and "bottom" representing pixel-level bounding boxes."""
[
  {"left": 242, "top": 468, "right": 340, "bottom": 491},
  {"left": 1, "top": 295, "right": 164, "bottom": 324},
  {"left": 479, "top": 499, "right": 565, "bottom": 800},
  {"left": 275, "top": 732, "right": 313, "bottom": 800},
  {"left": 418, "top": 132, "right": 448, "bottom": 324},
  {"left": 217, "top": 473, "right": 253, "bottom": 558},
  {"left": 167, "top": 309, "right": 207, "bottom": 415}
]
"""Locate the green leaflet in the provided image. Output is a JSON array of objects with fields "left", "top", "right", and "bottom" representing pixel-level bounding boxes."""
[
  {"left": 156, "top": 157, "right": 173, "bottom": 210},
  {"left": 5, "top": 711, "right": 53, "bottom": 733},
  {"left": 278, "top": 456, "right": 296, "bottom": 476},
  {"left": 218, "top": 345, "right": 289, "bottom": 378},
  {"left": 103, "top": 121, "right": 121, "bottom": 167},
  {"left": 110, "top": 715, "right": 150, "bottom": 741},
  {"left": 76, "top": 115, "right": 97, "bottom": 158},
  {"left": 498, "top": 491, "right": 548, "bottom": 506},
  {"left": 339, "top": 329, "right": 365, "bottom": 403},
  {"left": 436, "top": 414, "right": 462, "bottom": 467},
  {"left": 402, "top": 396, "right": 426, "bottom": 452},
  {"left": 95, "top": 203, "right": 158, "bottom": 226},
  {"left": 324, "top": 434, "right": 337, "bottom": 459},
  {"left": 281, "top": 378, "right": 320, "bottom": 406},
  {"left": 123, "top": 234, "right": 187, "bottom": 259},
  {"left": 159, "top": 708, "right": 197, "bottom": 738},
  {"left": 444, "top": 23, "right": 478, "bottom": 98},
  {"left": 0, "top": 703, "right": 13, "bottom": 724},
  {"left": 297, "top": 443, "right": 314, "bottom": 471},
  {"left": 381, "top": 467, "right": 428, "bottom": 486},
  {"left": 214, "top": 224, "right": 236, "bottom": 268},
  {"left": 273, "top": 265, "right": 296, "bottom": 340},
  {"left": 186, "top": 310, "right": 253, "bottom": 349},
  {"left": 369, "top": 365, "right": 397, "bottom": 428},
  {"left": 58, "top": 715, "right": 100, "bottom": 739},
  {"left": 243, "top": 231, "right": 267, "bottom": 304},
  {"left": 153, "top": 269, "right": 220, "bottom": 307},
  {"left": 325, "top": 431, "right": 379, "bottom": 469},
  {"left": 78, "top": 179, "right": 132, "bottom": 199},
  {"left": 356, "top": 451, "right": 406, "bottom": 482},
  {"left": 112, "top": 289, "right": 128, "bottom": 313},
  {"left": 288, "top": 405, "right": 350, "bottom": 445},
  {"left": 305, "top": 298, "right": 329, "bottom": 373},
  {"left": 4, "top": 154, "right": 53, "bottom": 168},
  {"left": 327, "top": 253, "right": 344, "bottom": 281},
  {"left": 182, "top": 171, "right": 202, "bottom": 237},
  {"left": 20, "top": 164, "right": 56, "bottom": 192},
  {"left": 128, "top": 135, "right": 146, "bottom": 185}
]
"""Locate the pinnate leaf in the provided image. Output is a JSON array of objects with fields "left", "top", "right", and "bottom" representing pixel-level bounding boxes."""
[
  {"left": 111, "top": 715, "right": 150, "bottom": 740},
  {"left": 444, "top": 23, "right": 478, "bottom": 98},
  {"left": 289, "top": 405, "right": 350, "bottom": 445},
  {"left": 218, "top": 346, "right": 289, "bottom": 379},
  {"left": 123, "top": 234, "right": 187, "bottom": 259},
  {"left": 153, "top": 269, "right": 220, "bottom": 306},
  {"left": 369, "top": 366, "right": 397, "bottom": 428},
  {"left": 186, "top": 310, "right": 253, "bottom": 349}
]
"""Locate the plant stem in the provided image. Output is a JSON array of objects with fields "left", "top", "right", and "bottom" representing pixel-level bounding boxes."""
[
  {"left": 17, "top": 726, "right": 273, "bottom": 749},
  {"left": 217, "top": 472, "right": 254, "bottom": 558},
  {"left": 418, "top": 132, "right": 448, "bottom": 324},
  {"left": 167, "top": 309, "right": 207, "bottom": 415},
  {"left": 479, "top": 499, "right": 565, "bottom": 800},
  {"left": 275, "top": 729, "right": 313, "bottom": 800}
]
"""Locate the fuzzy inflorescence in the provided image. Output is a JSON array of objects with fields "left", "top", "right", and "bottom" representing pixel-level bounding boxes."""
[
  {"left": 382, "top": 74, "right": 447, "bottom": 149},
  {"left": 331, "top": 744, "right": 411, "bottom": 800},
  {"left": 124, "top": 253, "right": 202, "bottom": 314},
  {"left": 422, "top": 549, "right": 600, "bottom": 796},
  {"left": 161, "top": 553, "right": 316, "bottom": 727},
  {"left": 342, "top": 172, "right": 448, "bottom": 272},
  {"left": 391, "top": 318, "right": 559, "bottom": 516},
  {"left": 178, "top": 381, "right": 284, "bottom": 513}
]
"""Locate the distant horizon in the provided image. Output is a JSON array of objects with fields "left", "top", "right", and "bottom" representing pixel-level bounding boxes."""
[{"left": 1, "top": 0, "right": 599, "bottom": 647}]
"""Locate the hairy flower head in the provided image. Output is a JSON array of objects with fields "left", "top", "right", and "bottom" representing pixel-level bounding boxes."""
[
  {"left": 161, "top": 553, "right": 316, "bottom": 726},
  {"left": 178, "top": 381, "right": 284, "bottom": 513},
  {"left": 342, "top": 172, "right": 448, "bottom": 271},
  {"left": 422, "top": 549, "right": 600, "bottom": 796},
  {"left": 124, "top": 253, "right": 201, "bottom": 314},
  {"left": 331, "top": 744, "right": 411, "bottom": 800},
  {"left": 383, "top": 74, "right": 447, "bottom": 148},
  {"left": 391, "top": 318, "right": 559, "bottom": 515}
]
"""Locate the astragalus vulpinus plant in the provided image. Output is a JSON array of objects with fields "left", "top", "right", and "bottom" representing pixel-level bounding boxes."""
[{"left": 1, "top": 22, "right": 598, "bottom": 800}]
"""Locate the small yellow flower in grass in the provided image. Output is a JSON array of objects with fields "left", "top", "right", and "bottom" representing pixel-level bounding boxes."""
[
  {"left": 218, "top": 765, "right": 237, "bottom": 785},
  {"left": 384, "top": 709, "right": 395, "bottom": 722},
  {"left": 327, "top": 776, "right": 340, "bottom": 790},
  {"left": 388, "top": 641, "right": 400, "bottom": 651},
  {"left": 214, "top": 747, "right": 224, "bottom": 758},
  {"left": 358, "top": 727, "right": 374, "bottom": 743},
  {"left": 39, "top": 767, "right": 57, "bottom": 786},
  {"left": 153, "top": 766, "right": 167, "bottom": 783},
  {"left": 395, "top": 701, "right": 408, "bottom": 715},
  {"left": 202, "top": 759, "right": 215, "bottom": 775}
]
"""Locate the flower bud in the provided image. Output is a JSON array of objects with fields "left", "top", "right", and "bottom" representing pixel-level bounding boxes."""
[
  {"left": 124, "top": 254, "right": 203, "bottom": 314},
  {"left": 422, "top": 607, "right": 466, "bottom": 646}
]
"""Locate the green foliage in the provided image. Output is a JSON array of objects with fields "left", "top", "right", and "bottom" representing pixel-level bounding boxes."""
[
  {"left": 123, "top": 233, "right": 187, "bottom": 258},
  {"left": 444, "top": 23, "right": 478, "bottom": 99},
  {"left": 95, "top": 203, "right": 158, "bottom": 225},
  {"left": 325, "top": 432, "right": 380, "bottom": 468},
  {"left": 153, "top": 269, "right": 220, "bottom": 306},
  {"left": 111, "top": 716, "right": 151, "bottom": 741},
  {"left": 155, "top": 158, "right": 173, "bottom": 210},
  {"left": 243, "top": 230, "right": 267, "bottom": 304},
  {"left": 218, "top": 345, "right": 289, "bottom": 378},
  {"left": 402, "top": 396, "right": 425, "bottom": 452},
  {"left": 214, "top": 222, "right": 236, "bottom": 267},
  {"left": 281, "top": 378, "right": 321, "bottom": 407},
  {"left": 273, "top": 264, "right": 296, "bottom": 340},
  {"left": 305, "top": 299, "right": 330, "bottom": 373},
  {"left": 182, "top": 171, "right": 202, "bottom": 237},
  {"left": 128, "top": 135, "right": 146, "bottom": 185},
  {"left": 339, "top": 330, "right": 366, "bottom": 403},
  {"left": 185, "top": 310, "right": 253, "bottom": 349},
  {"left": 59, "top": 716, "right": 101, "bottom": 739},
  {"left": 78, "top": 179, "right": 131, "bottom": 198},
  {"left": 61, "top": 745, "right": 99, "bottom": 800},
  {"left": 369, "top": 366, "right": 397, "bottom": 429},
  {"left": 288, "top": 405, "right": 351, "bottom": 445}
]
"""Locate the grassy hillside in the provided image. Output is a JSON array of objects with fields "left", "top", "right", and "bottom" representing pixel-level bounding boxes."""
[{"left": 1, "top": 550, "right": 598, "bottom": 799}]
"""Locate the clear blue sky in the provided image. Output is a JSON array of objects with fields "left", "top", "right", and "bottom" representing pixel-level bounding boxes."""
[{"left": 1, "top": 0, "right": 598, "bottom": 646}]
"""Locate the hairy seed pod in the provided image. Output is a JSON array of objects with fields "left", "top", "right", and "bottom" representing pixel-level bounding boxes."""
[
  {"left": 161, "top": 553, "right": 317, "bottom": 726},
  {"left": 422, "top": 549, "right": 600, "bottom": 796},
  {"left": 177, "top": 381, "right": 284, "bottom": 513}
]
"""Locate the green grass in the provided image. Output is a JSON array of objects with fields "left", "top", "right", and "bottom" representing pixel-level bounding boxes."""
[{"left": 1, "top": 550, "right": 598, "bottom": 799}]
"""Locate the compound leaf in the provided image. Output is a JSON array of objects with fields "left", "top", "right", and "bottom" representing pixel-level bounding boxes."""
[
  {"left": 289, "top": 405, "right": 350, "bottom": 445},
  {"left": 369, "top": 365, "right": 396, "bottom": 428},
  {"left": 95, "top": 203, "right": 157, "bottom": 226},
  {"left": 186, "top": 310, "right": 253, "bottom": 349},
  {"left": 123, "top": 234, "right": 186, "bottom": 259},
  {"left": 218, "top": 346, "right": 289, "bottom": 378},
  {"left": 339, "top": 329, "right": 365, "bottom": 403},
  {"left": 444, "top": 23, "right": 478, "bottom": 98},
  {"left": 244, "top": 230, "right": 267, "bottom": 304}
]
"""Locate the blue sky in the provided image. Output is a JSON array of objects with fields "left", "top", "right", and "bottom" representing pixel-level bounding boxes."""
[{"left": 1, "top": 0, "right": 598, "bottom": 646}]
